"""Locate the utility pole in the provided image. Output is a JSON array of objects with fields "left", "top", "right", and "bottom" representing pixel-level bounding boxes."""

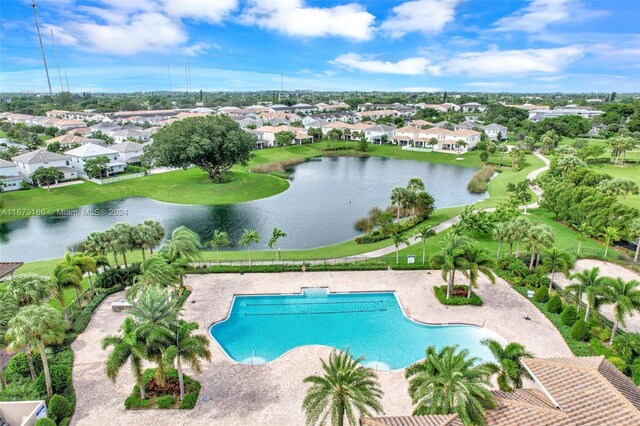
[
  {"left": 64, "top": 70, "right": 70, "bottom": 92},
  {"left": 279, "top": 73, "right": 283, "bottom": 102},
  {"left": 166, "top": 58, "right": 172, "bottom": 91},
  {"left": 50, "top": 29, "right": 64, "bottom": 92},
  {"left": 30, "top": 0, "right": 52, "bottom": 95}
]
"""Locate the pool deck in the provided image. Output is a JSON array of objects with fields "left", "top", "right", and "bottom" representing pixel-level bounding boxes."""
[{"left": 71, "top": 270, "right": 572, "bottom": 425}]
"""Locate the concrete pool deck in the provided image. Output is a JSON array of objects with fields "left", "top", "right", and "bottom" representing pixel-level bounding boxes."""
[{"left": 71, "top": 270, "right": 572, "bottom": 425}]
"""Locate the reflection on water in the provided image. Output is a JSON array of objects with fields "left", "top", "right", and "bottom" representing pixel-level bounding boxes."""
[{"left": 0, "top": 156, "right": 485, "bottom": 261}]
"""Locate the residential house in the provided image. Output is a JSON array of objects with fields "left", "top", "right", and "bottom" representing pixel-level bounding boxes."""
[
  {"left": 315, "top": 102, "right": 350, "bottom": 111},
  {"left": 355, "top": 109, "right": 398, "bottom": 121},
  {"left": 411, "top": 119, "right": 434, "bottom": 127},
  {"left": 481, "top": 123, "right": 509, "bottom": 140},
  {"left": 65, "top": 143, "right": 125, "bottom": 178},
  {"left": 454, "top": 121, "right": 477, "bottom": 131},
  {"left": 391, "top": 126, "right": 480, "bottom": 151},
  {"left": 363, "top": 124, "right": 395, "bottom": 144},
  {"left": 0, "top": 159, "right": 22, "bottom": 192},
  {"left": 12, "top": 149, "right": 77, "bottom": 184},
  {"left": 253, "top": 125, "right": 308, "bottom": 146},
  {"left": 528, "top": 107, "right": 603, "bottom": 121},
  {"left": 461, "top": 102, "right": 488, "bottom": 113},
  {"left": 321, "top": 122, "right": 355, "bottom": 138},
  {"left": 290, "top": 103, "right": 317, "bottom": 113},
  {"left": 46, "top": 134, "right": 105, "bottom": 149},
  {"left": 111, "top": 129, "right": 151, "bottom": 143},
  {"left": 110, "top": 141, "right": 145, "bottom": 164}
]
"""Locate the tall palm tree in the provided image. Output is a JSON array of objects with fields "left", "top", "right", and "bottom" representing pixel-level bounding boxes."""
[
  {"left": 510, "top": 217, "right": 531, "bottom": 257},
  {"left": 391, "top": 232, "right": 409, "bottom": 265},
  {"left": 405, "top": 345, "right": 495, "bottom": 426},
  {"left": 406, "top": 178, "right": 425, "bottom": 219},
  {"left": 541, "top": 248, "right": 574, "bottom": 291},
  {"left": 164, "top": 321, "right": 212, "bottom": 400},
  {"left": 132, "top": 224, "right": 149, "bottom": 261},
  {"left": 127, "top": 285, "right": 179, "bottom": 326},
  {"left": 463, "top": 242, "right": 496, "bottom": 299},
  {"left": 83, "top": 231, "right": 108, "bottom": 261},
  {"left": 417, "top": 227, "right": 436, "bottom": 264},
  {"left": 481, "top": 339, "right": 534, "bottom": 392},
  {"left": 64, "top": 251, "right": 97, "bottom": 296},
  {"left": 3, "top": 273, "right": 52, "bottom": 307},
  {"left": 206, "top": 229, "right": 231, "bottom": 264},
  {"left": 524, "top": 224, "right": 554, "bottom": 270},
  {"left": 626, "top": 218, "right": 640, "bottom": 263},
  {"left": 163, "top": 226, "right": 202, "bottom": 263},
  {"left": 239, "top": 229, "right": 260, "bottom": 265},
  {"left": 268, "top": 227, "right": 287, "bottom": 261},
  {"left": 575, "top": 222, "right": 592, "bottom": 255},
  {"left": 5, "top": 305, "right": 65, "bottom": 398},
  {"left": 600, "top": 226, "right": 620, "bottom": 258},
  {"left": 604, "top": 278, "right": 640, "bottom": 343},
  {"left": 110, "top": 222, "right": 137, "bottom": 268},
  {"left": 390, "top": 187, "right": 407, "bottom": 222},
  {"left": 51, "top": 263, "right": 83, "bottom": 320},
  {"left": 492, "top": 222, "right": 508, "bottom": 259},
  {"left": 303, "top": 350, "right": 383, "bottom": 426},
  {"left": 102, "top": 317, "right": 149, "bottom": 399},
  {"left": 430, "top": 234, "right": 471, "bottom": 299},
  {"left": 143, "top": 219, "right": 165, "bottom": 255},
  {"left": 566, "top": 267, "right": 610, "bottom": 321},
  {"left": 130, "top": 255, "right": 181, "bottom": 299}
]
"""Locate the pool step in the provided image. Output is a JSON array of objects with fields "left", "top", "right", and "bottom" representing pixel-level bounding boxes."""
[{"left": 303, "top": 287, "right": 329, "bottom": 297}]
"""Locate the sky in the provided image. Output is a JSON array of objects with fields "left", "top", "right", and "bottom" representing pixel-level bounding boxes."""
[{"left": 0, "top": 0, "right": 639, "bottom": 93}]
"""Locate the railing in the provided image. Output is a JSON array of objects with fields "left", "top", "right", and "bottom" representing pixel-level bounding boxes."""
[
  {"left": 87, "top": 172, "right": 145, "bottom": 185},
  {"left": 192, "top": 254, "right": 432, "bottom": 269},
  {"left": 61, "top": 287, "right": 93, "bottom": 321}
]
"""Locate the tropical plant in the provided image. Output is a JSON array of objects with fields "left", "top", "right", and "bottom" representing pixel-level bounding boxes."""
[
  {"left": 239, "top": 229, "right": 260, "bottom": 265},
  {"left": 63, "top": 251, "right": 97, "bottom": 296},
  {"left": 127, "top": 285, "right": 179, "bottom": 326},
  {"left": 541, "top": 249, "right": 574, "bottom": 290},
  {"left": 162, "top": 226, "right": 202, "bottom": 263},
  {"left": 130, "top": 255, "right": 180, "bottom": 298},
  {"left": 599, "top": 226, "right": 620, "bottom": 258},
  {"left": 417, "top": 227, "right": 436, "bottom": 264},
  {"left": 163, "top": 321, "right": 212, "bottom": 400},
  {"left": 463, "top": 242, "right": 496, "bottom": 299},
  {"left": 575, "top": 222, "right": 592, "bottom": 255},
  {"left": 50, "top": 263, "right": 83, "bottom": 321},
  {"left": 5, "top": 305, "right": 65, "bottom": 398},
  {"left": 492, "top": 222, "right": 508, "bottom": 259},
  {"left": 430, "top": 234, "right": 471, "bottom": 299},
  {"left": 604, "top": 278, "right": 640, "bottom": 343},
  {"left": 302, "top": 349, "right": 383, "bottom": 426},
  {"left": 566, "top": 267, "right": 610, "bottom": 321},
  {"left": 405, "top": 345, "right": 495, "bottom": 426},
  {"left": 481, "top": 339, "right": 534, "bottom": 392},
  {"left": 206, "top": 229, "right": 231, "bottom": 264},
  {"left": 3, "top": 273, "right": 52, "bottom": 307},
  {"left": 391, "top": 232, "right": 409, "bottom": 265},
  {"left": 268, "top": 227, "right": 287, "bottom": 261},
  {"left": 523, "top": 224, "right": 554, "bottom": 271},
  {"left": 142, "top": 220, "right": 165, "bottom": 255},
  {"left": 626, "top": 218, "right": 640, "bottom": 263},
  {"left": 390, "top": 187, "right": 408, "bottom": 221},
  {"left": 30, "top": 167, "right": 63, "bottom": 191}
]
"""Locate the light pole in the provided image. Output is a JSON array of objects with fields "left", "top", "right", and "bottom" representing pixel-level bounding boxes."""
[{"left": 31, "top": 0, "right": 53, "bottom": 95}]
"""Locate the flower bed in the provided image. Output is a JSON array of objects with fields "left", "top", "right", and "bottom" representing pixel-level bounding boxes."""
[
  {"left": 125, "top": 368, "right": 201, "bottom": 410},
  {"left": 433, "top": 285, "right": 483, "bottom": 306}
]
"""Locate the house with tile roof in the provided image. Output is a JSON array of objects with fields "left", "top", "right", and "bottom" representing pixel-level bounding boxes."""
[
  {"left": 65, "top": 143, "right": 125, "bottom": 177},
  {"left": 481, "top": 123, "right": 508, "bottom": 140},
  {"left": 0, "top": 159, "right": 22, "bottom": 192},
  {"left": 110, "top": 141, "right": 145, "bottom": 164},
  {"left": 12, "top": 149, "right": 77, "bottom": 184}
]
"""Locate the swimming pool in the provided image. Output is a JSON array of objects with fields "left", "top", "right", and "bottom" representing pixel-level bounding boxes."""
[{"left": 209, "top": 290, "right": 505, "bottom": 370}]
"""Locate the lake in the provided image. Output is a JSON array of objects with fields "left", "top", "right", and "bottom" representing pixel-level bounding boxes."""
[{"left": 0, "top": 156, "right": 485, "bottom": 261}]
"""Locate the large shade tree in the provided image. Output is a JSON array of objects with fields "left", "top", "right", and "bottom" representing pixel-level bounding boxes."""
[{"left": 145, "top": 115, "right": 256, "bottom": 181}]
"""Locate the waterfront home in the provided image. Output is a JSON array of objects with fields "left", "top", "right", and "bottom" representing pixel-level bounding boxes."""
[
  {"left": 481, "top": 123, "right": 509, "bottom": 140},
  {"left": 363, "top": 124, "right": 395, "bottom": 144},
  {"left": 391, "top": 127, "right": 481, "bottom": 151},
  {"left": 461, "top": 102, "right": 488, "bottom": 113},
  {"left": 65, "top": 143, "right": 125, "bottom": 178},
  {"left": 110, "top": 141, "right": 145, "bottom": 164},
  {"left": 12, "top": 149, "right": 77, "bottom": 184},
  {"left": 0, "top": 159, "right": 22, "bottom": 192},
  {"left": 253, "top": 125, "right": 308, "bottom": 146}
]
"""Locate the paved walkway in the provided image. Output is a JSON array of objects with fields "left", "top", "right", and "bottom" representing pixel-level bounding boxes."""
[
  {"left": 71, "top": 271, "right": 571, "bottom": 426},
  {"left": 552, "top": 259, "right": 640, "bottom": 333}
]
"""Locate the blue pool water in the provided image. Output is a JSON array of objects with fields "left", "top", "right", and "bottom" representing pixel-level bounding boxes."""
[{"left": 210, "top": 290, "right": 504, "bottom": 370}]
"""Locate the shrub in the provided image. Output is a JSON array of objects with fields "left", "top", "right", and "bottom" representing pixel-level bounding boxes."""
[
  {"left": 58, "top": 418, "right": 71, "bottom": 426},
  {"left": 467, "top": 167, "right": 493, "bottom": 194},
  {"left": 433, "top": 285, "right": 483, "bottom": 306},
  {"left": 35, "top": 365, "right": 71, "bottom": 397},
  {"left": 533, "top": 287, "right": 549, "bottom": 303},
  {"left": 608, "top": 356, "right": 628, "bottom": 372},
  {"left": 35, "top": 419, "right": 56, "bottom": 426},
  {"left": 48, "top": 394, "right": 72, "bottom": 422},
  {"left": 94, "top": 264, "right": 140, "bottom": 289},
  {"left": 570, "top": 319, "right": 590, "bottom": 341},
  {"left": 156, "top": 395, "right": 176, "bottom": 409},
  {"left": 0, "top": 377, "right": 43, "bottom": 401},
  {"left": 180, "top": 393, "right": 198, "bottom": 409},
  {"left": 560, "top": 305, "right": 578, "bottom": 326},
  {"left": 125, "top": 394, "right": 150, "bottom": 410},
  {"left": 589, "top": 326, "right": 611, "bottom": 342},
  {"left": 3, "top": 352, "right": 43, "bottom": 384},
  {"left": 547, "top": 295, "right": 563, "bottom": 314}
]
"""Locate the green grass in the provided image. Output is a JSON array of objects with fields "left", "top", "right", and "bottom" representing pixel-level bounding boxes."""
[{"left": 590, "top": 163, "right": 640, "bottom": 210}]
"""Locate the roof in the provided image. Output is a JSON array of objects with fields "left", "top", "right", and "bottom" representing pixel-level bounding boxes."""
[
  {"left": 66, "top": 143, "right": 118, "bottom": 157},
  {"left": 110, "top": 141, "right": 144, "bottom": 153},
  {"left": 0, "top": 262, "right": 23, "bottom": 279},
  {"left": 12, "top": 149, "right": 68, "bottom": 164},
  {"left": 46, "top": 134, "right": 91, "bottom": 146},
  {"left": 0, "top": 159, "right": 15, "bottom": 168},
  {"left": 361, "top": 415, "right": 463, "bottom": 426},
  {"left": 482, "top": 123, "right": 508, "bottom": 131}
]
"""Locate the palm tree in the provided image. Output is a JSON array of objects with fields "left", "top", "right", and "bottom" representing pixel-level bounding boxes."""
[
  {"left": 481, "top": 339, "right": 534, "bottom": 392},
  {"left": 268, "top": 227, "right": 287, "bottom": 261},
  {"left": 239, "top": 229, "right": 260, "bottom": 265},
  {"left": 604, "top": 278, "right": 640, "bottom": 343},
  {"left": 575, "top": 222, "right": 592, "bottom": 255},
  {"left": 417, "top": 227, "right": 436, "bottom": 264},
  {"left": 83, "top": 231, "right": 108, "bottom": 261},
  {"left": 405, "top": 345, "right": 495, "bottom": 426},
  {"left": 102, "top": 317, "right": 149, "bottom": 399},
  {"left": 390, "top": 187, "right": 407, "bottom": 222},
  {"left": 600, "top": 226, "right": 620, "bottom": 258},
  {"left": 524, "top": 224, "right": 554, "bottom": 270},
  {"left": 0, "top": 290, "right": 18, "bottom": 391},
  {"left": 391, "top": 232, "right": 409, "bottom": 265},
  {"left": 626, "top": 218, "right": 640, "bottom": 263},
  {"left": 51, "top": 263, "right": 83, "bottom": 320},
  {"left": 407, "top": 178, "right": 425, "bottom": 219},
  {"left": 107, "top": 223, "right": 136, "bottom": 268},
  {"left": 163, "top": 226, "right": 201, "bottom": 263},
  {"left": 302, "top": 349, "right": 383, "bottom": 426},
  {"left": 4, "top": 273, "right": 52, "bottom": 307},
  {"left": 492, "top": 222, "right": 508, "bottom": 259},
  {"left": 63, "top": 251, "right": 97, "bottom": 296},
  {"left": 430, "top": 234, "right": 471, "bottom": 299},
  {"left": 143, "top": 219, "right": 165, "bottom": 255},
  {"left": 463, "top": 242, "right": 496, "bottom": 299},
  {"left": 541, "top": 248, "right": 574, "bottom": 291},
  {"left": 5, "top": 305, "right": 65, "bottom": 398},
  {"left": 164, "top": 321, "right": 212, "bottom": 400},
  {"left": 566, "top": 267, "right": 610, "bottom": 321},
  {"left": 130, "top": 255, "right": 180, "bottom": 298},
  {"left": 127, "top": 285, "right": 179, "bottom": 326},
  {"left": 206, "top": 229, "right": 231, "bottom": 264}
]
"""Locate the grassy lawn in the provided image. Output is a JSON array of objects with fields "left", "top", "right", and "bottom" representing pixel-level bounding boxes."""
[{"left": 590, "top": 162, "right": 640, "bottom": 210}]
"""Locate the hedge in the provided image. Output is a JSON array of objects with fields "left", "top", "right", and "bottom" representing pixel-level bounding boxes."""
[
  {"left": 560, "top": 305, "right": 578, "bottom": 326},
  {"left": 547, "top": 295, "right": 563, "bottom": 314},
  {"left": 433, "top": 285, "right": 483, "bottom": 306},
  {"left": 192, "top": 262, "right": 430, "bottom": 274},
  {"left": 533, "top": 287, "right": 549, "bottom": 303},
  {"left": 34, "top": 419, "right": 56, "bottom": 426},
  {"left": 48, "top": 394, "right": 72, "bottom": 422},
  {"left": 570, "top": 319, "right": 590, "bottom": 341}
]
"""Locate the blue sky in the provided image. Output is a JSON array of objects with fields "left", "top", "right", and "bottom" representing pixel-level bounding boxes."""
[{"left": 1, "top": 0, "right": 639, "bottom": 93}]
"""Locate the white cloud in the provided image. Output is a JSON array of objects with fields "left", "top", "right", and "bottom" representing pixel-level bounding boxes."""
[
  {"left": 380, "top": 0, "right": 460, "bottom": 38},
  {"left": 464, "top": 82, "right": 514, "bottom": 88},
  {"left": 444, "top": 46, "right": 585, "bottom": 76},
  {"left": 400, "top": 86, "right": 442, "bottom": 92},
  {"left": 331, "top": 53, "right": 441, "bottom": 75},
  {"left": 241, "top": 0, "right": 375, "bottom": 41},
  {"left": 160, "top": 0, "right": 237, "bottom": 23},
  {"left": 183, "top": 42, "right": 215, "bottom": 56},
  {"left": 493, "top": 0, "right": 607, "bottom": 33}
]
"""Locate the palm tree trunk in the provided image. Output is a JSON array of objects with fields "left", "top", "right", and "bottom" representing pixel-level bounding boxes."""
[
  {"left": 150, "top": 247, "right": 154, "bottom": 255},
  {"left": 25, "top": 349, "right": 36, "bottom": 380},
  {"left": 216, "top": 248, "right": 220, "bottom": 265},
  {"left": 396, "top": 248, "right": 399, "bottom": 265},
  {"left": 584, "top": 302, "right": 591, "bottom": 322},
  {"left": 509, "top": 241, "right": 514, "bottom": 255},
  {"left": 138, "top": 374, "right": 146, "bottom": 399},
  {"left": 177, "top": 356, "right": 185, "bottom": 401},
  {"left": 635, "top": 238, "right": 639, "bottom": 262},
  {"left": 249, "top": 247, "right": 252, "bottom": 266},
  {"left": 0, "top": 366, "right": 4, "bottom": 391},
  {"left": 497, "top": 240, "right": 502, "bottom": 258},
  {"left": 87, "top": 272, "right": 94, "bottom": 297},
  {"left": 112, "top": 252, "right": 120, "bottom": 268},
  {"left": 337, "top": 399, "right": 345, "bottom": 426},
  {"left": 548, "top": 268, "right": 555, "bottom": 291},
  {"left": 577, "top": 241, "right": 582, "bottom": 255},
  {"left": 610, "top": 322, "right": 619, "bottom": 344},
  {"left": 422, "top": 243, "right": 426, "bottom": 264},
  {"left": 604, "top": 245, "right": 609, "bottom": 258},
  {"left": 62, "top": 305, "right": 68, "bottom": 322},
  {"left": 529, "top": 253, "right": 535, "bottom": 271},
  {"left": 536, "top": 253, "right": 541, "bottom": 265},
  {"left": 75, "top": 287, "right": 81, "bottom": 309},
  {"left": 516, "top": 240, "right": 521, "bottom": 257},
  {"left": 122, "top": 251, "right": 129, "bottom": 268},
  {"left": 447, "top": 270, "right": 455, "bottom": 299},
  {"left": 39, "top": 341, "right": 53, "bottom": 398},
  {"left": 141, "top": 248, "right": 146, "bottom": 261},
  {"left": 576, "top": 291, "right": 582, "bottom": 313}
]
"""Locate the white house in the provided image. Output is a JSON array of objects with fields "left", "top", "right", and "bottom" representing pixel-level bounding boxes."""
[
  {"left": 65, "top": 143, "right": 125, "bottom": 178},
  {"left": 0, "top": 159, "right": 22, "bottom": 192},
  {"left": 253, "top": 125, "right": 308, "bottom": 147},
  {"left": 364, "top": 124, "right": 395, "bottom": 144},
  {"left": 111, "top": 129, "right": 150, "bottom": 143},
  {"left": 111, "top": 141, "right": 145, "bottom": 164},
  {"left": 12, "top": 149, "right": 77, "bottom": 184},
  {"left": 461, "top": 102, "right": 488, "bottom": 113},
  {"left": 391, "top": 127, "right": 481, "bottom": 152},
  {"left": 481, "top": 123, "right": 508, "bottom": 140}
]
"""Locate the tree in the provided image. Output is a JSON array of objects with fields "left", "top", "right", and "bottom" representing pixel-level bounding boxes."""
[
  {"left": 127, "top": 285, "right": 179, "bottom": 326},
  {"left": 206, "top": 230, "right": 231, "bottom": 264},
  {"left": 598, "top": 179, "right": 639, "bottom": 201},
  {"left": 492, "top": 222, "right": 508, "bottom": 259},
  {"left": 142, "top": 220, "right": 165, "bottom": 255},
  {"left": 3, "top": 273, "right": 52, "bottom": 307},
  {"left": 239, "top": 229, "right": 260, "bottom": 265},
  {"left": 390, "top": 187, "right": 408, "bottom": 221},
  {"left": 107, "top": 223, "right": 136, "bottom": 268},
  {"left": 417, "top": 228, "right": 436, "bottom": 264},
  {"left": 604, "top": 278, "right": 640, "bottom": 343},
  {"left": 430, "top": 234, "right": 471, "bottom": 299},
  {"left": 63, "top": 251, "right": 97, "bottom": 296},
  {"left": 481, "top": 339, "right": 534, "bottom": 392},
  {"left": 30, "top": 167, "right": 63, "bottom": 191},
  {"left": 523, "top": 224, "right": 554, "bottom": 271},
  {"left": 268, "top": 227, "right": 287, "bottom": 261},
  {"left": 506, "top": 180, "right": 532, "bottom": 213},
  {"left": 567, "top": 267, "right": 610, "bottom": 321},
  {"left": 146, "top": 115, "right": 256, "bottom": 181},
  {"left": 463, "top": 242, "right": 496, "bottom": 299},
  {"left": 405, "top": 345, "right": 495, "bottom": 426},
  {"left": 102, "top": 317, "right": 149, "bottom": 399},
  {"left": 406, "top": 178, "right": 425, "bottom": 219},
  {"left": 83, "top": 156, "right": 110, "bottom": 179},
  {"left": 541, "top": 248, "right": 573, "bottom": 290},
  {"left": 600, "top": 226, "right": 620, "bottom": 258},
  {"left": 391, "top": 232, "right": 409, "bottom": 265},
  {"left": 130, "top": 255, "right": 180, "bottom": 298},
  {"left": 163, "top": 226, "right": 201, "bottom": 263},
  {"left": 302, "top": 350, "right": 383, "bottom": 426},
  {"left": 575, "top": 222, "right": 593, "bottom": 255},
  {"left": 164, "top": 321, "right": 212, "bottom": 400},
  {"left": 275, "top": 131, "right": 296, "bottom": 147},
  {"left": 5, "top": 305, "right": 65, "bottom": 398},
  {"left": 50, "top": 263, "right": 83, "bottom": 320},
  {"left": 627, "top": 218, "right": 640, "bottom": 263}
]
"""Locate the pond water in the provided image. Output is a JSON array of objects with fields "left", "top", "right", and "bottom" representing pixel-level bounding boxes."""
[{"left": 0, "top": 156, "right": 485, "bottom": 262}]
